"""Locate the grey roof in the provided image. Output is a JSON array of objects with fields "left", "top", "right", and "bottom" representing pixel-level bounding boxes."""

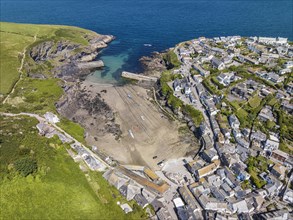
[
  {"left": 211, "top": 57, "right": 224, "bottom": 67},
  {"left": 134, "top": 194, "right": 148, "bottom": 208}
]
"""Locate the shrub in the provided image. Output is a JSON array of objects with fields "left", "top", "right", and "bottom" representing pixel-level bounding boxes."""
[
  {"left": 14, "top": 157, "right": 38, "bottom": 177},
  {"left": 167, "top": 94, "right": 183, "bottom": 110},
  {"left": 163, "top": 50, "right": 181, "bottom": 69},
  {"left": 182, "top": 105, "right": 204, "bottom": 126}
]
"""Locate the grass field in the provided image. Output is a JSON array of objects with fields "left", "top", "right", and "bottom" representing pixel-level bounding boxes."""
[
  {"left": 0, "top": 77, "right": 64, "bottom": 114},
  {"left": 0, "top": 116, "right": 146, "bottom": 219},
  {"left": 0, "top": 31, "right": 34, "bottom": 95}
]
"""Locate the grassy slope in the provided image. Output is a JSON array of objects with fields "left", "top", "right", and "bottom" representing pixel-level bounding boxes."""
[
  {"left": 0, "top": 22, "right": 96, "bottom": 96},
  {"left": 0, "top": 116, "right": 146, "bottom": 219},
  {"left": 0, "top": 31, "right": 33, "bottom": 95},
  {"left": 0, "top": 23, "right": 146, "bottom": 219},
  {"left": 0, "top": 22, "right": 91, "bottom": 154}
]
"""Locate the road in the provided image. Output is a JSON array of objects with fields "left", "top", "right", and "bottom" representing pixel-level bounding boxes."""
[{"left": 0, "top": 112, "right": 109, "bottom": 169}]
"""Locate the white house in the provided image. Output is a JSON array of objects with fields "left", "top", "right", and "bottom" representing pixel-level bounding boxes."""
[
  {"left": 264, "top": 139, "right": 279, "bottom": 152},
  {"left": 279, "top": 68, "right": 291, "bottom": 75},
  {"left": 184, "top": 84, "right": 192, "bottom": 95},
  {"left": 258, "top": 37, "right": 277, "bottom": 45},
  {"left": 283, "top": 61, "right": 293, "bottom": 69},
  {"left": 211, "top": 57, "right": 225, "bottom": 70},
  {"left": 229, "top": 115, "right": 240, "bottom": 130},
  {"left": 173, "top": 197, "right": 185, "bottom": 209},
  {"left": 44, "top": 112, "right": 60, "bottom": 124},
  {"left": 173, "top": 78, "right": 182, "bottom": 92},
  {"left": 217, "top": 72, "right": 235, "bottom": 86},
  {"left": 229, "top": 199, "right": 249, "bottom": 214}
]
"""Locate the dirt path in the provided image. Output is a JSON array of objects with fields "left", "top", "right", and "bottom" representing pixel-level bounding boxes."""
[{"left": 2, "top": 32, "right": 38, "bottom": 104}]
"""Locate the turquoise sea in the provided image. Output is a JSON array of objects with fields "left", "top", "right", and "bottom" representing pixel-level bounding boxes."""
[{"left": 1, "top": 0, "right": 292, "bottom": 83}]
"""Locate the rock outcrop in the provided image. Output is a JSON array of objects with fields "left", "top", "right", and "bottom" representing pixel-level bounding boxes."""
[
  {"left": 139, "top": 51, "right": 167, "bottom": 77},
  {"left": 27, "top": 34, "right": 114, "bottom": 81},
  {"left": 56, "top": 84, "right": 122, "bottom": 139}
]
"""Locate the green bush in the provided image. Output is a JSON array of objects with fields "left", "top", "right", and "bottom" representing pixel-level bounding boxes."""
[
  {"left": 211, "top": 76, "right": 225, "bottom": 90},
  {"left": 167, "top": 94, "right": 183, "bottom": 110},
  {"left": 14, "top": 157, "right": 38, "bottom": 177},
  {"left": 161, "top": 81, "right": 173, "bottom": 97},
  {"left": 250, "top": 171, "right": 266, "bottom": 189},
  {"left": 182, "top": 105, "right": 204, "bottom": 126},
  {"left": 202, "top": 80, "right": 221, "bottom": 95},
  {"left": 163, "top": 50, "right": 181, "bottom": 69},
  {"left": 159, "top": 71, "right": 182, "bottom": 97}
]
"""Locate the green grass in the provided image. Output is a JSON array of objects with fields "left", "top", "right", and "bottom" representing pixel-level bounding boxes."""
[
  {"left": 57, "top": 117, "right": 86, "bottom": 144},
  {"left": 163, "top": 50, "right": 181, "bottom": 69},
  {"left": 267, "top": 97, "right": 278, "bottom": 107},
  {"left": 236, "top": 108, "right": 249, "bottom": 127},
  {"left": 246, "top": 156, "right": 269, "bottom": 189},
  {"left": 0, "top": 22, "right": 97, "bottom": 42},
  {"left": 279, "top": 142, "right": 293, "bottom": 155},
  {"left": 0, "top": 115, "right": 146, "bottom": 219},
  {"left": 248, "top": 95, "right": 261, "bottom": 108},
  {"left": 202, "top": 79, "right": 221, "bottom": 95},
  {"left": 217, "top": 113, "right": 230, "bottom": 129}
]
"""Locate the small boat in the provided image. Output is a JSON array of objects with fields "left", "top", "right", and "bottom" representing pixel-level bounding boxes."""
[{"left": 144, "top": 44, "right": 152, "bottom": 47}]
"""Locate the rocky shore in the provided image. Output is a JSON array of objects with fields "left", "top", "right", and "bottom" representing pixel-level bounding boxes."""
[
  {"left": 27, "top": 34, "right": 115, "bottom": 81},
  {"left": 56, "top": 82, "right": 122, "bottom": 140}
]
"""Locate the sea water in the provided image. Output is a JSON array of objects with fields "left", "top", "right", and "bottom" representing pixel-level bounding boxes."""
[{"left": 1, "top": 0, "right": 292, "bottom": 83}]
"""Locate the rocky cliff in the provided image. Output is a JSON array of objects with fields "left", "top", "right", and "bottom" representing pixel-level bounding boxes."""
[
  {"left": 26, "top": 30, "right": 122, "bottom": 140},
  {"left": 27, "top": 34, "right": 114, "bottom": 81}
]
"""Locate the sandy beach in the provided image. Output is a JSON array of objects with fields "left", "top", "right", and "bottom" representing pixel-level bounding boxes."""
[{"left": 81, "top": 80, "right": 199, "bottom": 169}]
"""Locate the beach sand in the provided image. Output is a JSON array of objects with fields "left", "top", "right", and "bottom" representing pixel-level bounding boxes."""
[{"left": 81, "top": 80, "right": 199, "bottom": 169}]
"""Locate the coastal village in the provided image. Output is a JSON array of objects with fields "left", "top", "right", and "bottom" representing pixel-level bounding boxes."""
[
  {"left": 33, "top": 36, "right": 292, "bottom": 220},
  {"left": 1, "top": 11, "right": 293, "bottom": 219}
]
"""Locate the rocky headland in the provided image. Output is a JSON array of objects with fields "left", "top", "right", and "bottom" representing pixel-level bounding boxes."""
[
  {"left": 27, "top": 34, "right": 114, "bottom": 80},
  {"left": 139, "top": 51, "right": 167, "bottom": 77}
]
